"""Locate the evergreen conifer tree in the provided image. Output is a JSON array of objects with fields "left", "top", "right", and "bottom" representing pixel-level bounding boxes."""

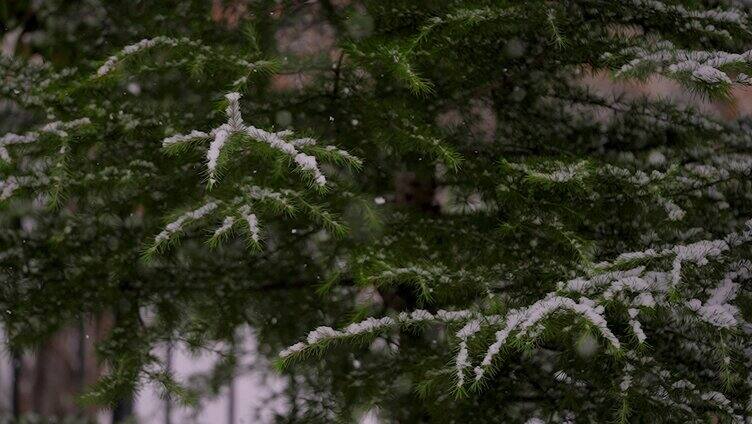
[{"left": 3, "top": 0, "right": 752, "bottom": 422}]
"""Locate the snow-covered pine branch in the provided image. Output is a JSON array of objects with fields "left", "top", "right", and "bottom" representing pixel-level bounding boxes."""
[
  {"left": 502, "top": 160, "right": 695, "bottom": 222},
  {"left": 96, "top": 36, "right": 205, "bottom": 77},
  {"left": 611, "top": 40, "right": 752, "bottom": 92},
  {"left": 144, "top": 91, "right": 360, "bottom": 255},
  {"left": 281, "top": 219, "right": 752, "bottom": 418},
  {"left": 245, "top": 185, "right": 296, "bottom": 216},
  {"left": 0, "top": 118, "right": 90, "bottom": 163},
  {"left": 145, "top": 201, "right": 219, "bottom": 257},
  {"left": 238, "top": 204, "right": 261, "bottom": 248},
  {"left": 161, "top": 92, "right": 362, "bottom": 189},
  {"left": 628, "top": 0, "right": 749, "bottom": 38},
  {"left": 147, "top": 181, "right": 348, "bottom": 255},
  {"left": 278, "top": 309, "right": 475, "bottom": 360},
  {"left": 208, "top": 216, "right": 236, "bottom": 247},
  {"left": 162, "top": 130, "right": 210, "bottom": 149}
]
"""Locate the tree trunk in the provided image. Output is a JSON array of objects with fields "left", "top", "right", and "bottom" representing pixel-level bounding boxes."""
[
  {"left": 11, "top": 350, "right": 21, "bottom": 419},
  {"left": 165, "top": 342, "right": 173, "bottom": 424},
  {"left": 112, "top": 396, "right": 133, "bottom": 423}
]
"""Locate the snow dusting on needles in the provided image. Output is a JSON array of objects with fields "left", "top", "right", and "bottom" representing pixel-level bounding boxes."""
[
  {"left": 154, "top": 202, "right": 218, "bottom": 245},
  {"left": 161, "top": 91, "right": 341, "bottom": 188},
  {"left": 0, "top": 118, "right": 91, "bottom": 163},
  {"left": 616, "top": 39, "right": 752, "bottom": 86},
  {"left": 238, "top": 205, "right": 260, "bottom": 243},
  {"left": 280, "top": 219, "right": 752, "bottom": 393},
  {"left": 96, "top": 37, "right": 201, "bottom": 77}
]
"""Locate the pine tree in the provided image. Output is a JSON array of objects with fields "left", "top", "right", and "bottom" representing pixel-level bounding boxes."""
[{"left": 3, "top": 0, "right": 752, "bottom": 422}]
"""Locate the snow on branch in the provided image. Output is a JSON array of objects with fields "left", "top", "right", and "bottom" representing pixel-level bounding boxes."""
[
  {"left": 505, "top": 160, "right": 591, "bottom": 184},
  {"left": 686, "top": 260, "right": 750, "bottom": 328},
  {"left": 149, "top": 191, "right": 276, "bottom": 254},
  {"left": 617, "top": 353, "right": 741, "bottom": 419},
  {"left": 503, "top": 160, "right": 694, "bottom": 221},
  {"left": 96, "top": 36, "right": 204, "bottom": 77},
  {"left": 206, "top": 125, "right": 231, "bottom": 187},
  {"left": 160, "top": 92, "right": 360, "bottom": 189},
  {"left": 162, "top": 130, "right": 209, "bottom": 148},
  {"left": 630, "top": 0, "right": 748, "bottom": 36},
  {"left": 146, "top": 179, "right": 348, "bottom": 255},
  {"left": 147, "top": 201, "right": 219, "bottom": 255},
  {"left": 0, "top": 118, "right": 91, "bottom": 163},
  {"left": 278, "top": 309, "right": 475, "bottom": 359},
  {"left": 238, "top": 204, "right": 261, "bottom": 246},
  {"left": 281, "top": 219, "right": 752, "bottom": 399},
  {"left": 470, "top": 295, "right": 619, "bottom": 383},
  {"left": 209, "top": 216, "right": 236, "bottom": 245},
  {"left": 503, "top": 154, "right": 751, "bottom": 224},
  {"left": 244, "top": 125, "right": 327, "bottom": 186},
  {"left": 506, "top": 160, "right": 667, "bottom": 188},
  {"left": 245, "top": 185, "right": 295, "bottom": 215},
  {"left": 612, "top": 40, "right": 752, "bottom": 88},
  {"left": 0, "top": 175, "right": 37, "bottom": 200}
]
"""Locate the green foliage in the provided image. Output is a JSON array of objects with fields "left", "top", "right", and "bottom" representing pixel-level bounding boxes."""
[{"left": 3, "top": 0, "right": 752, "bottom": 422}]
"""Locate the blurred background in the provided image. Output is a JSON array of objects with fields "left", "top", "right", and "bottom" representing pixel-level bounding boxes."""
[{"left": 0, "top": 327, "right": 288, "bottom": 423}]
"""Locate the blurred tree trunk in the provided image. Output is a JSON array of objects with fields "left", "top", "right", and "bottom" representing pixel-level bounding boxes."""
[
  {"left": 18, "top": 327, "right": 78, "bottom": 416},
  {"left": 11, "top": 317, "right": 106, "bottom": 420},
  {"left": 112, "top": 396, "right": 133, "bottom": 423},
  {"left": 112, "top": 305, "right": 134, "bottom": 423},
  {"left": 11, "top": 350, "right": 20, "bottom": 419},
  {"left": 165, "top": 342, "right": 173, "bottom": 424}
]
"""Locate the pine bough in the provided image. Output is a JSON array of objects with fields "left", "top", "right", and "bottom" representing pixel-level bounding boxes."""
[
  {"left": 146, "top": 91, "right": 359, "bottom": 256},
  {"left": 280, "top": 219, "right": 752, "bottom": 420}
]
